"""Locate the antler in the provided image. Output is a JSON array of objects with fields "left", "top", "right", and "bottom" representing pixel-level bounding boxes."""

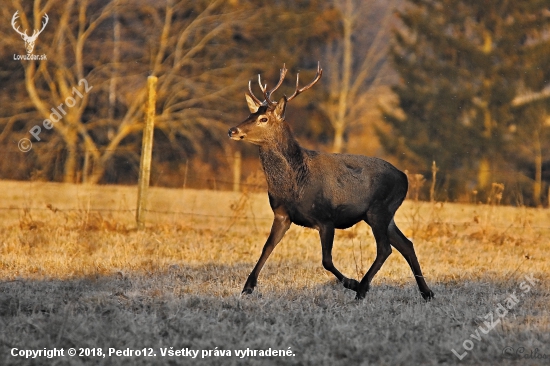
[
  {"left": 11, "top": 11, "right": 48, "bottom": 40},
  {"left": 30, "top": 13, "right": 48, "bottom": 40},
  {"left": 11, "top": 11, "right": 29, "bottom": 38},
  {"left": 248, "top": 63, "right": 322, "bottom": 106},
  {"left": 258, "top": 64, "right": 287, "bottom": 106},
  {"left": 287, "top": 62, "right": 323, "bottom": 102},
  {"left": 248, "top": 64, "right": 288, "bottom": 107},
  {"left": 248, "top": 80, "right": 262, "bottom": 105}
]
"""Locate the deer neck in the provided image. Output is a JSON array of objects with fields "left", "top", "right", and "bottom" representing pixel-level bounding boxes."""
[{"left": 258, "top": 124, "right": 308, "bottom": 200}]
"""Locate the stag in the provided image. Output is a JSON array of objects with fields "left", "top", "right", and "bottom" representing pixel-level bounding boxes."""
[
  {"left": 228, "top": 63, "right": 434, "bottom": 300},
  {"left": 12, "top": 11, "right": 49, "bottom": 54}
]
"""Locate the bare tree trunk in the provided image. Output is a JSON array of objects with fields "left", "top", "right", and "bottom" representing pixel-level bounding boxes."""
[
  {"left": 477, "top": 109, "right": 492, "bottom": 189},
  {"left": 87, "top": 161, "right": 104, "bottom": 184},
  {"left": 476, "top": 34, "right": 495, "bottom": 190},
  {"left": 332, "top": 126, "right": 345, "bottom": 154},
  {"left": 332, "top": 0, "right": 353, "bottom": 153},
  {"left": 323, "top": 0, "right": 395, "bottom": 154},
  {"left": 533, "top": 130, "right": 542, "bottom": 206},
  {"left": 108, "top": 0, "right": 120, "bottom": 133},
  {"left": 477, "top": 157, "right": 491, "bottom": 189},
  {"left": 64, "top": 141, "right": 78, "bottom": 183},
  {"left": 82, "top": 150, "right": 90, "bottom": 183}
]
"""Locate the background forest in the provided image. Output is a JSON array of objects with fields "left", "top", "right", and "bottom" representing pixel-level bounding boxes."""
[{"left": 0, "top": 0, "right": 549, "bottom": 206}]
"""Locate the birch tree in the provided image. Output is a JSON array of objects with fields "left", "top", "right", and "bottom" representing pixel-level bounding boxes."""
[{"left": 321, "top": 0, "right": 398, "bottom": 153}]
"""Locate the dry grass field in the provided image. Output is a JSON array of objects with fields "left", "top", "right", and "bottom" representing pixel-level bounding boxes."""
[{"left": 0, "top": 179, "right": 549, "bottom": 365}]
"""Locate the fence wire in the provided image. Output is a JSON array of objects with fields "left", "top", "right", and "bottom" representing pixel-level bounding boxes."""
[{"left": 2, "top": 198, "right": 550, "bottom": 231}]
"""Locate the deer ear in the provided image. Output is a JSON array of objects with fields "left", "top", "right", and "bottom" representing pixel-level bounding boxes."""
[
  {"left": 245, "top": 93, "right": 260, "bottom": 113},
  {"left": 274, "top": 96, "right": 287, "bottom": 119}
]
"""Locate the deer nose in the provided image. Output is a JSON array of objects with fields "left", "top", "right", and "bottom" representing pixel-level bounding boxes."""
[{"left": 228, "top": 127, "right": 245, "bottom": 140}]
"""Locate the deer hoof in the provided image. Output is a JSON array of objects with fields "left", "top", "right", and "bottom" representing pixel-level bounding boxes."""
[
  {"left": 343, "top": 278, "right": 359, "bottom": 291},
  {"left": 421, "top": 290, "right": 435, "bottom": 301},
  {"left": 355, "top": 283, "right": 369, "bottom": 300},
  {"left": 241, "top": 288, "right": 254, "bottom": 295}
]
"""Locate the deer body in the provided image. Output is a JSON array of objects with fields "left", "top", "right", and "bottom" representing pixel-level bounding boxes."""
[
  {"left": 229, "top": 64, "right": 433, "bottom": 300},
  {"left": 260, "top": 137, "right": 406, "bottom": 231}
]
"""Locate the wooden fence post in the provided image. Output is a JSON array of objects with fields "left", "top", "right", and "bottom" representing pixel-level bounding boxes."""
[
  {"left": 136, "top": 76, "right": 157, "bottom": 229},
  {"left": 430, "top": 160, "right": 438, "bottom": 202},
  {"left": 233, "top": 150, "right": 241, "bottom": 192}
]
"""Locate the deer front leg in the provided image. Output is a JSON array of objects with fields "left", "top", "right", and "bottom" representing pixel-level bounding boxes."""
[
  {"left": 319, "top": 224, "right": 359, "bottom": 292},
  {"left": 242, "top": 209, "right": 291, "bottom": 294}
]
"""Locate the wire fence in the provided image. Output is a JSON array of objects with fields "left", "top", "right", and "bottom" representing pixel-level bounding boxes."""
[
  {"left": 1, "top": 178, "right": 549, "bottom": 234},
  {"left": 0, "top": 205, "right": 272, "bottom": 221}
]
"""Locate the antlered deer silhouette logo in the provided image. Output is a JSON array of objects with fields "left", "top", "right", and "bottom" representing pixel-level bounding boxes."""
[{"left": 11, "top": 11, "right": 48, "bottom": 54}]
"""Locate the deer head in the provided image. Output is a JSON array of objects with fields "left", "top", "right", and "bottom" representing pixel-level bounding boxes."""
[
  {"left": 12, "top": 11, "right": 49, "bottom": 54},
  {"left": 228, "top": 63, "right": 322, "bottom": 145}
]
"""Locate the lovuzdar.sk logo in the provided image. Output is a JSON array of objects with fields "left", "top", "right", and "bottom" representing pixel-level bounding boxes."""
[{"left": 11, "top": 10, "right": 48, "bottom": 60}]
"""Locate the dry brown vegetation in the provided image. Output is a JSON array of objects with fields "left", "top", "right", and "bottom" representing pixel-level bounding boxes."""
[{"left": 0, "top": 180, "right": 549, "bottom": 365}]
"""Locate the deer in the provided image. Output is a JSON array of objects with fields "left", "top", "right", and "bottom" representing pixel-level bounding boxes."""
[
  {"left": 11, "top": 11, "right": 49, "bottom": 54},
  {"left": 228, "top": 63, "right": 434, "bottom": 300}
]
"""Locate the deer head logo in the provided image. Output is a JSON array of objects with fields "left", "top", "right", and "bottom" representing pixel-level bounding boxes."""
[{"left": 11, "top": 11, "right": 48, "bottom": 54}]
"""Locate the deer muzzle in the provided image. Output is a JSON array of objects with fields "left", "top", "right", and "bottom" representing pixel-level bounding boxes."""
[{"left": 228, "top": 127, "right": 246, "bottom": 140}]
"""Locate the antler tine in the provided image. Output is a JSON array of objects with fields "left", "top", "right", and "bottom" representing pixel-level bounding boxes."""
[
  {"left": 265, "top": 64, "right": 288, "bottom": 101},
  {"left": 11, "top": 10, "right": 18, "bottom": 25},
  {"left": 39, "top": 14, "right": 49, "bottom": 33},
  {"left": 257, "top": 73, "right": 274, "bottom": 106},
  {"left": 256, "top": 64, "right": 288, "bottom": 106},
  {"left": 287, "top": 62, "right": 323, "bottom": 102},
  {"left": 31, "top": 13, "right": 48, "bottom": 38},
  {"left": 248, "top": 80, "right": 262, "bottom": 105},
  {"left": 257, "top": 74, "right": 267, "bottom": 93}
]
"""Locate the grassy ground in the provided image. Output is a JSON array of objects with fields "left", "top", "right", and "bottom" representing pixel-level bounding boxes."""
[{"left": 0, "top": 180, "right": 549, "bottom": 365}]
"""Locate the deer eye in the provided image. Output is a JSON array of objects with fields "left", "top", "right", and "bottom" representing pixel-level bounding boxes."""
[{"left": 259, "top": 117, "right": 268, "bottom": 123}]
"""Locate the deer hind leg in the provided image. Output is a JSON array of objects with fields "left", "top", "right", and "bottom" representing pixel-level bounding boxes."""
[
  {"left": 356, "top": 210, "right": 393, "bottom": 300},
  {"left": 319, "top": 223, "right": 359, "bottom": 292},
  {"left": 242, "top": 210, "right": 291, "bottom": 294},
  {"left": 388, "top": 219, "right": 434, "bottom": 300}
]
